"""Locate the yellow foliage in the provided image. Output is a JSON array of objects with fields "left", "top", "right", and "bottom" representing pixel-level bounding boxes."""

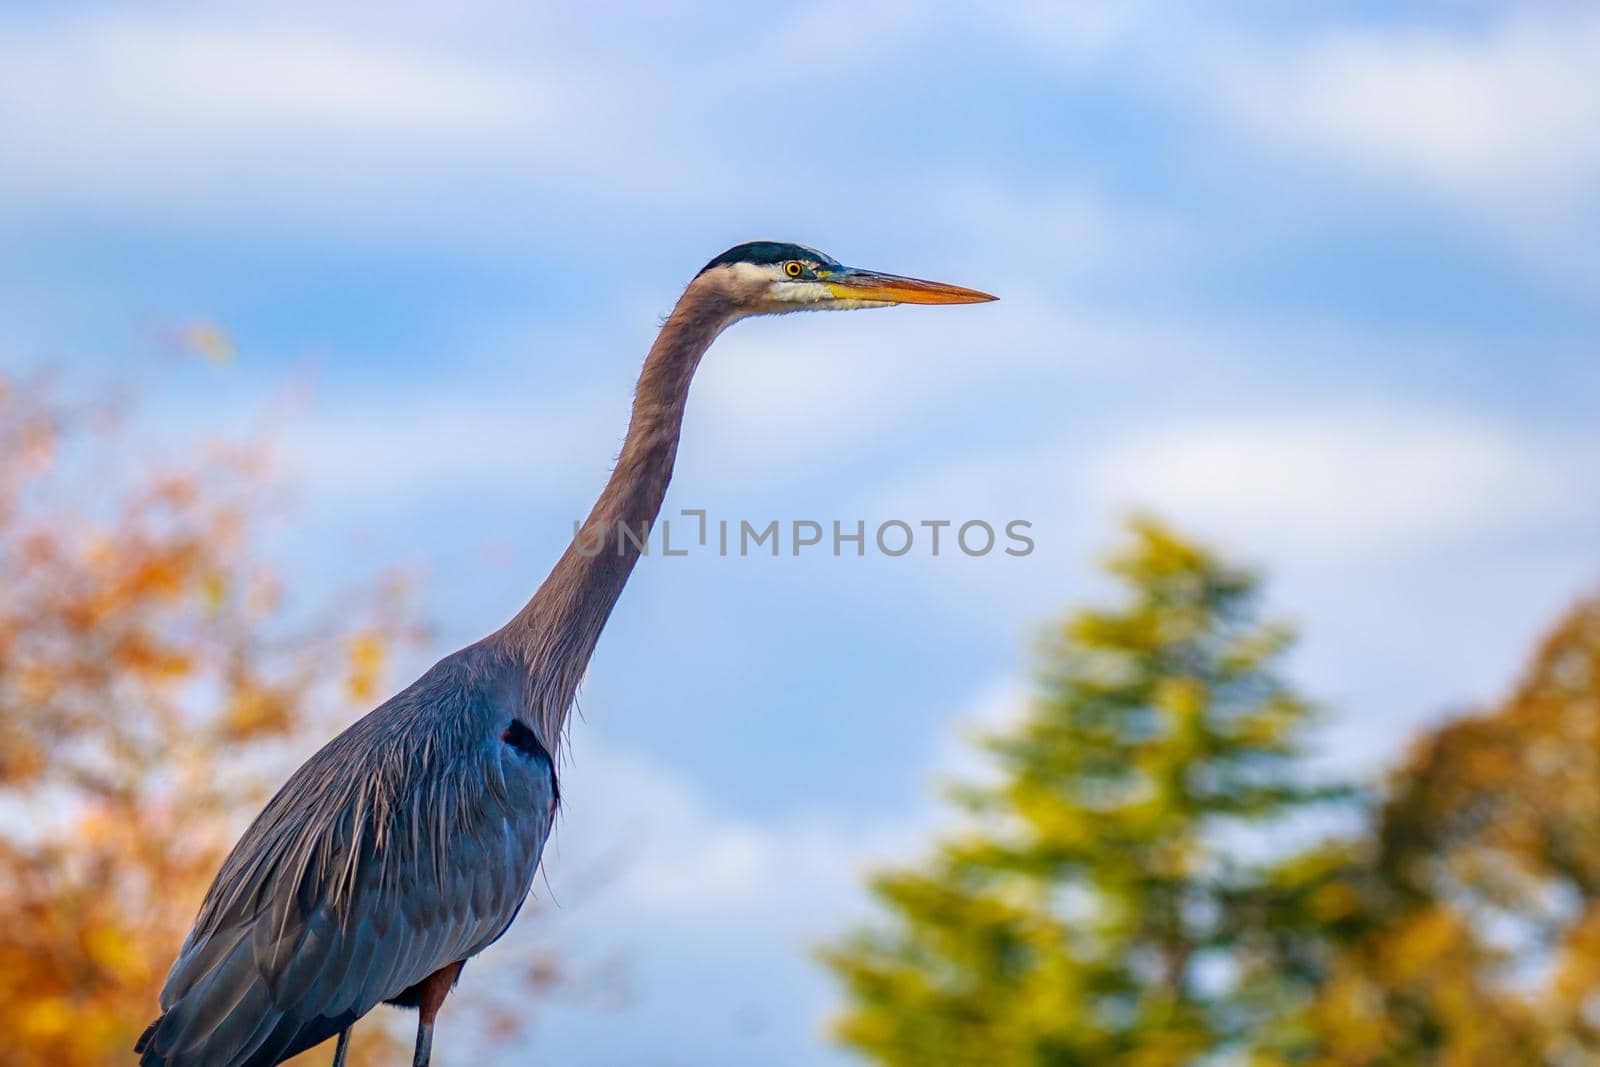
[{"left": 345, "top": 631, "right": 387, "bottom": 702}]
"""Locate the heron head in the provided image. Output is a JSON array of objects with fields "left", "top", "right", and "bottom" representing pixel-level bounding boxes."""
[{"left": 695, "top": 240, "right": 996, "bottom": 316}]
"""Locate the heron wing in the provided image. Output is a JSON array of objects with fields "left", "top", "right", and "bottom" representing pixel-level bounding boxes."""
[{"left": 138, "top": 662, "right": 557, "bottom": 1066}]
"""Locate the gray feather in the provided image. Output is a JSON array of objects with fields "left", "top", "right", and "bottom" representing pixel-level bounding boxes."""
[{"left": 139, "top": 643, "right": 557, "bottom": 1065}]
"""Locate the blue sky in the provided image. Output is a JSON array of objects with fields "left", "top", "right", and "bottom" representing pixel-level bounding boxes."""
[{"left": 4, "top": 2, "right": 1599, "bottom": 1063}]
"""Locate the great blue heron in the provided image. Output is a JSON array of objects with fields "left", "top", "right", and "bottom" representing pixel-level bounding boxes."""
[{"left": 135, "top": 241, "right": 994, "bottom": 1066}]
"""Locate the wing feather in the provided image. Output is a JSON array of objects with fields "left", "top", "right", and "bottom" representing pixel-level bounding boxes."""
[{"left": 137, "top": 651, "right": 558, "bottom": 1066}]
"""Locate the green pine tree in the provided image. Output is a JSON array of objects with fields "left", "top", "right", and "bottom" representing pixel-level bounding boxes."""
[{"left": 821, "top": 519, "right": 1349, "bottom": 1066}]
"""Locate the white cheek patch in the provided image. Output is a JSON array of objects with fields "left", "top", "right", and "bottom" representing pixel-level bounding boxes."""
[
  {"left": 773, "top": 281, "right": 836, "bottom": 306},
  {"left": 728, "top": 262, "right": 777, "bottom": 286}
]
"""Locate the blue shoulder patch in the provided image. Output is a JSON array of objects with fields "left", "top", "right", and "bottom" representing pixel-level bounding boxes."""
[{"left": 501, "top": 719, "right": 558, "bottom": 803}]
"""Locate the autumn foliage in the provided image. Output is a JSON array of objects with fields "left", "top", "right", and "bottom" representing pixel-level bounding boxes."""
[
  {"left": 0, "top": 377, "right": 414, "bottom": 1065},
  {"left": 1262, "top": 591, "right": 1600, "bottom": 1065}
]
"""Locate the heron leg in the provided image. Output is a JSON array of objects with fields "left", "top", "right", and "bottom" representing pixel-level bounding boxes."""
[
  {"left": 409, "top": 960, "right": 465, "bottom": 1067},
  {"left": 331, "top": 1027, "right": 351, "bottom": 1067},
  {"left": 412, "top": 1019, "right": 434, "bottom": 1067}
]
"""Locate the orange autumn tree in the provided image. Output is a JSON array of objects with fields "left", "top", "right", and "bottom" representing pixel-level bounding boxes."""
[
  {"left": 0, "top": 376, "right": 418, "bottom": 1065},
  {"left": 1248, "top": 591, "right": 1600, "bottom": 1065},
  {"left": 1365, "top": 590, "right": 1600, "bottom": 1061}
]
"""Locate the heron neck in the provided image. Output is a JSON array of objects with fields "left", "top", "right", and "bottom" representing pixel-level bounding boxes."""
[{"left": 496, "top": 280, "right": 735, "bottom": 745}]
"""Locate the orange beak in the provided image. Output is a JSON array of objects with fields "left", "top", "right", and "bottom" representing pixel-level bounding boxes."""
[{"left": 823, "top": 268, "right": 997, "bottom": 305}]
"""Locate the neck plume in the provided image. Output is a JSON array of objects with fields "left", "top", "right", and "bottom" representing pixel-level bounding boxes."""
[{"left": 494, "top": 278, "right": 736, "bottom": 748}]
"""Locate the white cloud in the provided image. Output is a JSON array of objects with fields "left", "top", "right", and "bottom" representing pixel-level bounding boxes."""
[
  {"left": 543, "top": 737, "right": 916, "bottom": 925},
  {"left": 1215, "top": 13, "right": 1600, "bottom": 207},
  {"left": 926, "top": 179, "right": 1188, "bottom": 281},
  {"left": 0, "top": 3, "right": 1192, "bottom": 246},
  {"left": 773, "top": 0, "right": 1143, "bottom": 73},
  {"left": 863, "top": 402, "right": 1595, "bottom": 615},
  {"left": 1088, "top": 408, "right": 1590, "bottom": 558},
  {"left": 1193, "top": 10, "right": 1600, "bottom": 295},
  {"left": 67, "top": 21, "right": 521, "bottom": 132},
  {"left": 0, "top": 9, "right": 576, "bottom": 214}
]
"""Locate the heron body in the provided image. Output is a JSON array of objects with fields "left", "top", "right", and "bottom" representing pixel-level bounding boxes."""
[{"left": 136, "top": 242, "right": 993, "bottom": 1065}]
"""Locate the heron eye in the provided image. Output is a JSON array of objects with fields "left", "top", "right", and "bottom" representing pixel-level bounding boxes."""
[{"left": 784, "top": 261, "right": 804, "bottom": 278}]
